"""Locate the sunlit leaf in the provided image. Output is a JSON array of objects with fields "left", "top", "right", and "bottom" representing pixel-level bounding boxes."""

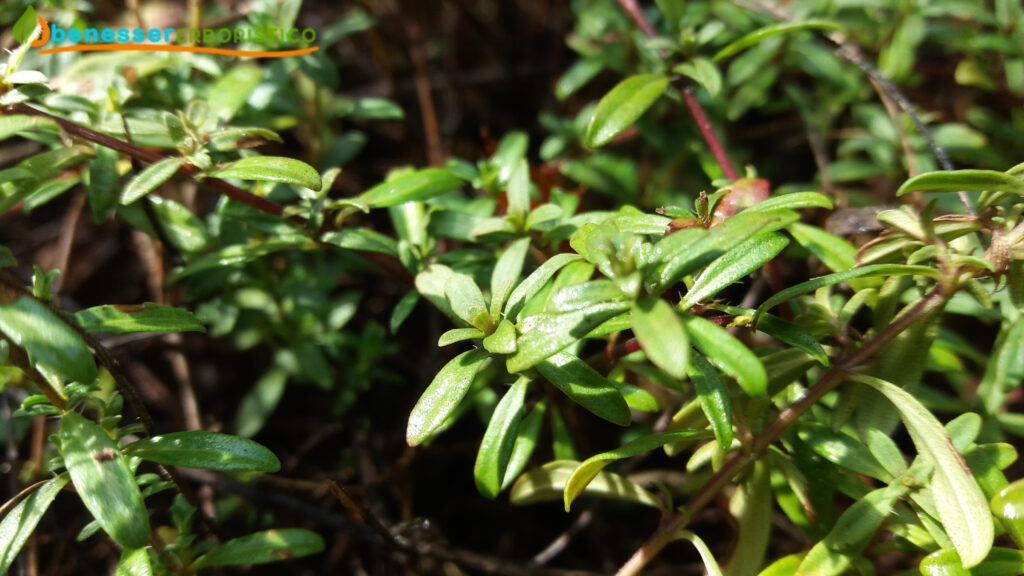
[
  {"left": 0, "top": 475, "right": 68, "bottom": 574},
  {"left": 193, "top": 529, "right": 325, "bottom": 568},
  {"left": 474, "top": 377, "right": 528, "bottom": 498},
  {"left": 564, "top": 430, "right": 708, "bottom": 510},
  {"left": 535, "top": 352, "right": 630, "bottom": 426},
  {"left": 510, "top": 461, "right": 660, "bottom": 508},
  {"left": 211, "top": 156, "right": 322, "bottom": 191},
  {"left": 632, "top": 295, "right": 688, "bottom": 379},
  {"left": 855, "top": 374, "right": 993, "bottom": 567},
  {"left": 60, "top": 412, "right": 149, "bottom": 549},
  {"left": 584, "top": 74, "right": 669, "bottom": 148},
  {"left": 75, "top": 304, "right": 204, "bottom": 334},
  {"left": 682, "top": 315, "right": 766, "bottom": 397},
  {"left": 124, "top": 431, "right": 280, "bottom": 472},
  {"left": 407, "top": 349, "right": 490, "bottom": 446},
  {"left": 357, "top": 168, "right": 464, "bottom": 208}
]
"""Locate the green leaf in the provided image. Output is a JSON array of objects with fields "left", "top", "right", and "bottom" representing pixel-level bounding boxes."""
[
  {"left": 854, "top": 374, "right": 993, "bottom": 567},
  {"left": 0, "top": 296, "right": 97, "bottom": 384},
  {"left": 507, "top": 301, "right": 630, "bottom": 373},
  {"left": 754, "top": 265, "right": 940, "bottom": 323},
  {"left": 535, "top": 352, "right": 630, "bottom": 426},
  {"left": 482, "top": 319, "right": 517, "bottom": 354},
  {"left": 193, "top": 529, "right": 325, "bottom": 568},
  {"left": 796, "top": 483, "right": 908, "bottom": 576},
  {"left": 682, "top": 314, "right": 766, "bottom": 397},
  {"left": 992, "top": 479, "right": 1024, "bottom": 549},
  {"left": 357, "top": 168, "right": 464, "bottom": 208},
  {"left": 584, "top": 74, "right": 669, "bottom": 148},
  {"left": 210, "top": 156, "right": 322, "bottom": 191},
  {"left": 920, "top": 548, "right": 1024, "bottom": 576},
  {"left": 674, "top": 57, "right": 722, "bottom": 97},
  {"left": 549, "top": 280, "right": 626, "bottom": 313},
  {"left": 490, "top": 237, "right": 531, "bottom": 320},
  {"left": 124, "top": 431, "right": 280, "bottom": 472},
  {"left": 121, "top": 158, "right": 183, "bottom": 205},
  {"left": 679, "top": 232, "right": 788, "bottom": 309},
  {"left": 756, "top": 314, "right": 828, "bottom": 366},
  {"left": 235, "top": 368, "right": 288, "bottom": 438},
  {"left": 632, "top": 295, "right": 689, "bottom": 379},
  {"left": 204, "top": 64, "right": 263, "bottom": 126},
  {"left": 12, "top": 7, "right": 37, "bottom": 45},
  {"left": 504, "top": 252, "right": 583, "bottom": 322},
  {"left": 749, "top": 191, "right": 834, "bottom": 212},
  {"left": 677, "top": 531, "right": 724, "bottom": 576},
  {"left": 321, "top": 228, "right": 399, "bottom": 257},
  {"left": 898, "top": 169, "right": 1024, "bottom": 196},
  {"left": 648, "top": 209, "right": 796, "bottom": 293},
  {"left": 75, "top": 304, "right": 204, "bottom": 334},
  {"left": 60, "top": 412, "right": 149, "bottom": 549},
  {"left": 474, "top": 377, "right": 528, "bottom": 498},
  {"left": 0, "top": 475, "right": 68, "bottom": 574},
  {"left": 116, "top": 546, "right": 153, "bottom": 576},
  {"left": 714, "top": 20, "right": 842, "bottom": 61},
  {"left": 0, "top": 115, "right": 57, "bottom": 143},
  {"left": 170, "top": 238, "right": 313, "bottom": 281},
  {"left": 564, "top": 430, "right": 708, "bottom": 511},
  {"left": 439, "top": 328, "right": 485, "bottom": 347},
  {"left": 689, "top": 352, "right": 733, "bottom": 451},
  {"left": 787, "top": 222, "right": 855, "bottom": 273},
  {"left": 407, "top": 349, "right": 490, "bottom": 446},
  {"left": 0, "top": 246, "right": 15, "bottom": 268},
  {"left": 797, "top": 423, "right": 890, "bottom": 480},
  {"left": 444, "top": 268, "right": 491, "bottom": 331},
  {"left": 390, "top": 291, "right": 419, "bottom": 333},
  {"left": 502, "top": 402, "right": 546, "bottom": 490},
  {"left": 556, "top": 58, "right": 603, "bottom": 100},
  {"left": 510, "top": 460, "right": 660, "bottom": 508},
  {"left": 506, "top": 159, "right": 530, "bottom": 223}
]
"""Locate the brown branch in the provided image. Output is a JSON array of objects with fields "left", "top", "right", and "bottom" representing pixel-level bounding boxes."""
[{"left": 615, "top": 286, "right": 950, "bottom": 575}]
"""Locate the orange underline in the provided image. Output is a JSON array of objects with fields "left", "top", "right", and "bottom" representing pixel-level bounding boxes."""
[{"left": 37, "top": 44, "right": 318, "bottom": 58}]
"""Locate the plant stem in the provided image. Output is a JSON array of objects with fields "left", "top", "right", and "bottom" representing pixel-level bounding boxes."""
[
  {"left": 682, "top": 87, "right": 739, "bottom": 180},
  {"left": 615, "top": 286, "right": 949, "bottom": 575},
  {"left": 2, "top": 103, "right": 290, "bottom": 219},
  {"left": 1, "top": 103, "right": 415, "bottom": 282},
  {"left": 614, "top": 0, "right": 739, "bottom": 181}
]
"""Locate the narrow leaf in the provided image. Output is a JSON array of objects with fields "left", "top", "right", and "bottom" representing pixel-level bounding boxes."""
[
  {"left": 357, "top": 168, "right": 464, "bottom": 208},
  {"left": 632, "top": 295, "right": 689, "bottom": 379},
  {"left": 0, "top": 475, "right": 68, "bottom": 574},
  {"left": 193, "top": 529, "right": 325, "bottom": 568},
  {"left": 502, "top": 402, "right": 546, "bottom": 490},
  {"left": 60, "top": 412, "right": 149, "bottom": 549},
  {"left": 407, "top": 349, "right": 490, "bottom": 446},
  {"left": 898, "top": 169, "right": 1024, "bottom": 196},
  {"left": 564, "top": 430, "right": 709, "bottom": 510},
  {"left": 679, "top": 232, "right": 788, "bottom": 309},
  {"left": 584, "top": 74, "right": 669, "bottom": 148},
  {"left": 714, "top": 20, "right": 842, "bottom": 61},
  {"left": 510, "top": 460, "right": 660, "bottom": 508},
  {"left": 689, "top": 352, "right": 733, "bottom": 451},
  {"left": 121, "top": 158, "right": 183, "bottom": 205},
  {"left": 535, "top": 352, "right": 631, "bottom": 426},
  {"left": 0, "top": 296, "right": 97, "bottom": 385},
  {"left": 474, "top": 377, "right": 528, "bottom": 498},
  {"left": 682, "top": 314, "right": 766, "bottom": 397},
  {"left": 75, "top": 304, "right": 204, "bottom": 334},
  {"left": 507, "top": 301, "right": 630, "bottom": 373},
  {"left": 210, "top": 156, "right": 322, "bottom": 191},
  {"left": 116, "top": 547, "right": 153, "bottom": 576},
  {"left": 854, "top": 374, "right": 993, "bottom": 567},
  {"left": 678, "top": 531, "right": 724, "bottom": 576},
  {"left": 124, "top": 431, "right": 280, "bottom": 472},
  {"left": 754, "top": 265, "right": 939, "bottom": 323},
  {"left": 490, "top": 237, "right": 531, "bottom": 320}
]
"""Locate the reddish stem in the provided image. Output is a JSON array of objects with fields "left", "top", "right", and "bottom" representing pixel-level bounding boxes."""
[{"left": 682, "top": 88, "right": 738, "bottom": 181}]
